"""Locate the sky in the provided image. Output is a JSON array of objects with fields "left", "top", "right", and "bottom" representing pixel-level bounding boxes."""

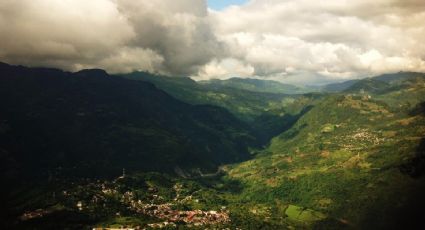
[
  {"left": 208, "top": 0, "right": 247, "bottom": 10},
  {"left": 0, "top": 0, "right": 425, "bottom": 84}
]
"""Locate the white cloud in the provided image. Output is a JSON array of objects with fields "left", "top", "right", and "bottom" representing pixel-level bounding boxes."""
[
  {"left": 193, "top": 58, "right": 254, "bottom": 81},
  {"left": 0, "top": 0, "right": 424, "bottom": 83},
  {"left": 200, "top": 0, "right": 425, "bottom": 84},
  {"left": 96, "top": 47, "right": 164, "bottom": 74}
]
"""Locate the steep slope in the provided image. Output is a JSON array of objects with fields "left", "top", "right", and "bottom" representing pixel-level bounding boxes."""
[
  {"left": 119, "top": 72, "right": 295, "bottom": 120},
  {"left": 375, "top": 71, "right": 425, "bottom": 83},
  {"left": 344, "top": 72, "right": 425, "bottom": 109},
  {"left": 321, "top": 79, "right": 360, "bottom": 92},
  {"left": 343, "top": 78, "right": 391, "bottom": 94},
  {"left": 119, "top": 72, "right": 317, "bottom": 144},
  {"left": 199, "top": 78, "right": 308, "bottom": 94},
  {"left": 225, "top": 79, "right": 425, "bottom": 229},
  {"left": 0, "top": 63, "right": 255, "bottom": 180},
  {"left": 5, "top": 64, "right": 424, "bottom": 229},
  {"left": 322, "top": 71, "right": 425, "bottom": 93}
]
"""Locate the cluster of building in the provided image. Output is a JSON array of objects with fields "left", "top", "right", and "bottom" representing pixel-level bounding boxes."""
[
  {"left": 93, "top": 228, "right": 137, "bottom": 230},
  {"left": 20, "top": 209, "right": 51, "bottom": 221},
  {"left": 22, "top": 176, "right": 231, "bottom": 229},
  {"left": 130, "top": 201, "right": 230, "bottom": 227},
  {"left": 91, "top": 180, "right": 230, "bottom": 228}
]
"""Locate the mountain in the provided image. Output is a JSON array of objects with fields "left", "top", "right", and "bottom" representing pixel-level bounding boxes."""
[
  {"left": 117, "top": 70, "right": 425, "bottom": 228},
  {"left": 0, "top": 62, "right": 256, "bottom": 180},
  {"left": 2, "top": 64, "right": 425, "bottom": 229},
  {"left": 119, "top": 72, "right": 293, "bottom": 120},
  {"left": 322, "top": 71, "right": 425, "bottom": 93},
  {"left": 321, "top": 79, "right": 360, "bottom": 92},
  {"left": 225, "top": 77, "right": 425, "bottom": 229},
  {"left": 375, "top": 71, "right": 425, "bottom": 83},
  {"left": 119, "top": 72, "right": 317, "bottom": 144},
  {"left": 199, "top": 78, "right": 309, "bottom": 94},
  {"left": 343, "top": 78, "right": 391, "bottom": 94}
]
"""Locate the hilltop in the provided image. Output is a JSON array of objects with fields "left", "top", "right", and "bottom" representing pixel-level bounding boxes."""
[{"left": 321, "top": 71, "right": 425, "bottom": 93}]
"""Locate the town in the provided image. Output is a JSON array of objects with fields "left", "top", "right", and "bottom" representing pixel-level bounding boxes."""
[{"left": 20, "top": 172, "right": 231, "bottom": 229}]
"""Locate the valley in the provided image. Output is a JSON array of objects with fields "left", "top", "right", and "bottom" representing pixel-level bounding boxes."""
[
  {"left": 1, "top": 63, "right": 424, "bottom": 229},
  {"left": 2, "top": 1, "right": 424, "bottom": 229}
]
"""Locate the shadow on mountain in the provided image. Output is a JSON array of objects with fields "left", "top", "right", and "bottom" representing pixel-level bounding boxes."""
[
  {"left": 409, "top": 101, "right": 425, "bottom": 116},
  {"left": 252, "top": 105, "right": 313, "bottom": 145},
  {"left": 401, "top": 102, "right": 425, "bottom": 178},
  {"left": 0, "top": 62, "right": 256, "bottom": 180},
  {"left": 395, "top": 117, "right": 425, "bottom": 230},
  {"left": 400, "top": 138, "right": 425, "bottom": 179}
]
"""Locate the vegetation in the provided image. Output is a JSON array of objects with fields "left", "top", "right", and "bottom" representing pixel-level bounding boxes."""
[
  {"left": 0, "top": 63, "right": 258, "bottom": 176},
  {"left": 1, "top": 63, "right": 424, "bottom": 229},
  {"left": 119, "top": 71, "right": 321, "bottom": 143},
  {"left": 225, "top": 73, "right": 425, "bottom": 229},
  {"left": 198, "top": 77, "right": 312, "bottom": 94}
]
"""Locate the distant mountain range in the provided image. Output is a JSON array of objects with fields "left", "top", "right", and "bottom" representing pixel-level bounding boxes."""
[
  {"left": 322, "top": 72, "right": 425, "bottom": 92},
  {"left": 199, "top": 77, "right": 309, "bottom": 94}
]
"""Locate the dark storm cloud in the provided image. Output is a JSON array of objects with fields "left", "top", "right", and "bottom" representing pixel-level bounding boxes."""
[
  {"left": 114, "top": 0, "right": 224, "bottom": 75},
  {"left": 0, "top": 0, "right": 223, "bottom": 75}
]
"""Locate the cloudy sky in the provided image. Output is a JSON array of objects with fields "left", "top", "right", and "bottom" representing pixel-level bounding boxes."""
[{"left": 0, "top": 0, "right": 424, "bottom": 84}]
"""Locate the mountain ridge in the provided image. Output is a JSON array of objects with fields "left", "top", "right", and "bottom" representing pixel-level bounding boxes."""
[{"left": 0, "top": 62, "right": 256, "bottom": 179}]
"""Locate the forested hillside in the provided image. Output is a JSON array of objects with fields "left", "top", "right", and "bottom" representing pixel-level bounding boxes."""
[
  {"left": 1, "top": 64, "right": 424, "bottom": 229},
  {"left": 0, "top": 62, "right": 256, "bottom": 179}
]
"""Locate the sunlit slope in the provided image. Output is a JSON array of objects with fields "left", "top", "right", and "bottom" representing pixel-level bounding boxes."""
[{"left": 226, "top": 78, "right": 425, "bottom": 229}]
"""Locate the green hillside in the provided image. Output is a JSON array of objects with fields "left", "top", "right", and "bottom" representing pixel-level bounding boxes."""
[
  {"left": 375, "top": 72, "right": 425, "bottom": 83},
  {"left": 119, "top": 72, "right": 318, "bottom": 144},
  {"left": 119, "top": 72, "right": 296, "bottom": 121},
  {"left": 321, "top": 72, "right": 425, "bottom": 93},
  {"left": 343, "top": 78, "right": 391, "bottom": 94},
  {"left": 2, "top": 64, "right": 424, "bottom": 229},
  {"left": 199, "top": 78, "right": 310, "bottom": 94},
  {"left": 225, "top": 76, "right": 425, "bottom": 229}
]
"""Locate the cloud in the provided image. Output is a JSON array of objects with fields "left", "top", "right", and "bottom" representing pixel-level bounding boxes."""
[
  {"left": 0, "top": 0, "right": 135, "bottom": 71},
  {"left": 0, "top": 0, "right": 424, "bottom": 83},
  {"left": 204, "top": 0, "right": 425, "bottom": 83},
  {"left": 194, "top": 58, "right": 254, "bottom": 81},
  {"left": 0, "top": 0, "right": 222, "bottom": 75}
]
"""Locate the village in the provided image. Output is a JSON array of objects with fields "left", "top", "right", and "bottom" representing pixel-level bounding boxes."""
[
  {"left": 117, "top": 178, "right": 230, "bottom": 228},
  {"left": 20, "top": 172, "right": 231, "bottom": 229},
  {"left": 131, "top": 202, "right": 230, "bottom": 228}
]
